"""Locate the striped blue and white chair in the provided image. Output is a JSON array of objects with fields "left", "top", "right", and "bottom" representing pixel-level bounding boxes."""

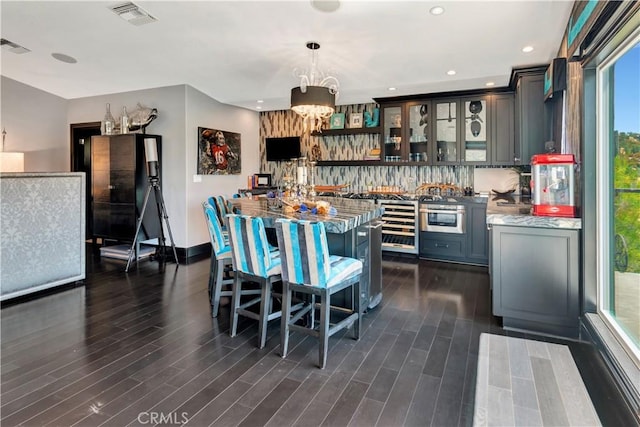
[
  {"left": 226, "top": 214, "right": 283, "bottom": 349},
  {"left": 202, "top": 202, "right": 260, "bottom": 318},
  {"left": 275, "top": 218, "right": 362, "bottom": 369},
  {"left": 208, "top": 195, "right": 235, "bottom": 230}
]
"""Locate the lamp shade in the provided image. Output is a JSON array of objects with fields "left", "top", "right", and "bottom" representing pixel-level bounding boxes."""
[
  {"left": 0, "top": 152, "right": 25, "bottom": 172},
  {"left": 290, "top": 86, "right": 336, "bottom": 111}
]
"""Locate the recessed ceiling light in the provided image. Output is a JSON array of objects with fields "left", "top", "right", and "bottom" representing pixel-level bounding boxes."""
[
  {"left": 522, "top": 46, "right": 534, "bottom": 53},
  {"left": 257, "top": 100, "right": 264, "bottom": 103},
  {"left": 256, "top": 106, "right": 262, "bottom": 110},
  {"left": 485, "top": 82, "right": 495, "bottom": 87},
  {"left": 388, "top": 87, "right": 397, "bottom": 91},
  {"left": 310, "top": 0, "right": 340, "bottom": 13},
  {"left": 430, "top": 6, "right": 444, "bottom": 15},
  {"left": 446, "top": 70, "right": 456, "bottom": 76},
  {"left": 51, "top": 53, "right": 77, "bottom": 64}
]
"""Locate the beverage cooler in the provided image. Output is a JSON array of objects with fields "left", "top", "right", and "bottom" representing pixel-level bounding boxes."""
[{"left": 531, "top": 154, "right": 577, "bottom": 217}]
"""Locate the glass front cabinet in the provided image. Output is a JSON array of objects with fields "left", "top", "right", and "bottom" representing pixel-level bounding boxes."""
[
  {"left": 381, "top": 102, "right": 431, "bottom": 164},
  {"left": 434, "top": 96, "right": 490, "bottom": 165},
  {"left": 379, "top": 93, "right": 512, "bottom": 166}
]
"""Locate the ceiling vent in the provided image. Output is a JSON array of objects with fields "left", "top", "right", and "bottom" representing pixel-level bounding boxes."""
[
  {"left": 110, "top": 2, "right": 157, "bottom": 26},
  {"left": 1, "top": 38, "right": 30, "bottom": 54}
]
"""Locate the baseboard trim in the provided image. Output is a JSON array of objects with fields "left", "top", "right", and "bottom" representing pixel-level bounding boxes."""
[
  {"left": 583, "top": 313, "right": 640, "bottom": 423},
  {"left": 165, "top": 243, "right": 210, "bottom": 264}
]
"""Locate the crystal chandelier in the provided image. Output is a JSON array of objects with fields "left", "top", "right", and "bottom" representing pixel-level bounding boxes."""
[{"left": 291, "top": 42, "right": 339, "bottom": 133}]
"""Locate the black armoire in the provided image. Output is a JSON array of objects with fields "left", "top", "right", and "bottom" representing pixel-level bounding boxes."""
[{"left": 91, "top": 134, "right": 162, "bottom": 243}]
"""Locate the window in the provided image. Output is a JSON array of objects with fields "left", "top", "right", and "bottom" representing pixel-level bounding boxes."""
[{"left": 596, "top": 32, "right": 640, "bottom": 364}]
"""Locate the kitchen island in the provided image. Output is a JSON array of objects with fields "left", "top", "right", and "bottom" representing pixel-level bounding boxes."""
[
  {"left": 229, "top": 197, "right": 385, "bottom": 310},
  {"left": 486, "top": 197, "right": 582, "bottom": 338}
]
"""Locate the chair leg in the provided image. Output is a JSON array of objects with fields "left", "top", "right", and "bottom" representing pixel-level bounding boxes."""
[
  {"left": 258, "top": 278, "right": 270, "bottom": 349},
  {"left": 319, "top": 290, "right": 330, "bottom": 369},
  {"left": 230, "top": 276, "right": 242, "bottom": 338},
  {"left": 211, "top": 259, "right": 226, "bottom": 318},
  {"left": 310, "top": 294, "right": 315, "bottom": 329},
  {"left": 353, "top": 281, "right": 361, "bottom": 340},
  {"left": 208, "top": 252, "right": 216, "bottom": 300},
  {"left": 280, "top": 282, "right": 292, "bottom": 358}
]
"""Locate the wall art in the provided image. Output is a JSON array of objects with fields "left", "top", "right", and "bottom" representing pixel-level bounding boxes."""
[{"left": 197, "top": 127, "right": 241, "bottom": 175}]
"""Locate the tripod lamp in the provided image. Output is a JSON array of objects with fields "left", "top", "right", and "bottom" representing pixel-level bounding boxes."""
[{"left": 144, "top": 137, "right": 159, "bottom": 178}]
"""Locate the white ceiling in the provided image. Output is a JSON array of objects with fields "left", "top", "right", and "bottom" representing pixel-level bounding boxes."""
[{"left": 1, "top": 1, "right": 573, "bottom": 112}]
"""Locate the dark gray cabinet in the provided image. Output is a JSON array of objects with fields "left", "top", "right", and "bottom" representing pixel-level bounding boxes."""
[
  {"left": 327, "top": 220, "right": 383, "bottom": 312},
  {"left": 419, "top": 201, "right": 488, "bottom": 266},
  {"left": 514, "top": 68, "right": 546, "bottom": 165},
  {"left": 420, "top": 233, "right": 467, "bottom": 261},
  {"left": 91, "top": 134, "right": 162, "bottom": 242},
  {"left": 491, "top": 94, "right": 515, "bottom": 165},
  {"left": 466, "top": 203, "right": 488, "bottom": 264},
  {"left": 490, "top": 225, "right": 580, "bottom": 338},
  {"left": 377, "top": 92, "right": 516, "bottom": 166}
]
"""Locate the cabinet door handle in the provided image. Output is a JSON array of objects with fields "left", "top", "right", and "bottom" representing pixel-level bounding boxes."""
[
  {"left": 357, "top": 231, "right": 367, "bottom": 237},
  {"left": 514, "top": 157, "right": 521, "bottom": 162},
  {"left": 435, "top": 243, "right": 449, "bottom": 248},
  {"left": 108, "top": 184, "right": 115, "bottom": 190}
]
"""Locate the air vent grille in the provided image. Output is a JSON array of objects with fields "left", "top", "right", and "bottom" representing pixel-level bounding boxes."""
[
  {"left": 110, "top": 2, "right": 157, "bottom": 26},
  {"left": 1, "top": 38, "right": 30, "bottom": 54}
]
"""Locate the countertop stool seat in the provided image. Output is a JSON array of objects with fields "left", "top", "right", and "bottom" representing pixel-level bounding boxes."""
[
  {"left": 275, "top": 218, "right": 362, "bottom": 369},
  {"left": 226, "top": 214, "right": 286, "bottom": 349},
  {"left": 202, "top": 202, "right": 260, "bottom": 318}
]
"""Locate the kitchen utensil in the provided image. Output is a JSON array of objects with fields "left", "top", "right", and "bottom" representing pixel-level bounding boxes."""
[
  {"left": 469, "top": 100, "right": 483, "bottom": 114},
  {"left": 470, "top": 120, "right": 481, "bottom": 137}
]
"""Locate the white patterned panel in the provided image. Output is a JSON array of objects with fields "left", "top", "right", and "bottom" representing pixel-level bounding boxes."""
[{"left": 1, "top": 173, "right": 86, "bottom": 299}]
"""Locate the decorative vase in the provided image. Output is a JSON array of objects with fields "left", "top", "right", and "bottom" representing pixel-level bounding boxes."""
[
  {"left": 102, "top": 103, "right": 115, "bottom": 135},
  {"left": 120, "top": 106, "right": 129, "bottom": 134}
]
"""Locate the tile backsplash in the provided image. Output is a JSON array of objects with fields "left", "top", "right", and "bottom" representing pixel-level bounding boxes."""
[
  {"left": 259, "top": 106, "right": 517, "bottom": 193},
  {"left": 473, "top": 167, "right": 520, "bottom": 194}
]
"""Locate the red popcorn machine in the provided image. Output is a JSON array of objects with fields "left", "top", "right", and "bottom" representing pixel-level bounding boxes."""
[{"left": 531, "top": 154, "right": 577, "bottom": 217}]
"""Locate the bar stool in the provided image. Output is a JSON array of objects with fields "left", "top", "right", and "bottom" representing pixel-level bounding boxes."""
[
  {"left": 275, "top": 218, "right": 362, "bottom": 369},
  {"left": 225, "top": 214, "right": 283, "bottom": 349},
  {"left": 202, "top": 202, "right": 260, "bottom": 318},
  {"left": 208, "top": 195, "right": 234, "bottom": 229}
]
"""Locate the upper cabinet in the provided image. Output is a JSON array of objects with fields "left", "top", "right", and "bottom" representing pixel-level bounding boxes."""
[
  {"left": 513, "top": 67, "right": 547, "bottom": 165},
  {"left": 433, "top": 96, "right": 490, "bottom": 165},
  {"left": 380, "top": 102, "right": 431, "bottom": 163},
  {"left": 378, "top": 92, "right": 514, "bottom": 166}
]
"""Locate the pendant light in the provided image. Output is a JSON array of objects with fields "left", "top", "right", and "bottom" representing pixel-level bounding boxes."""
[{"left": 290, "top": 42, "right": 339, "bottom": 133}]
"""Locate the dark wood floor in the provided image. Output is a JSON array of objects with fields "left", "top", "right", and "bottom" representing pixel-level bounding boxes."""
[{"left": 1, "top": 248, "right": 636, "bottom": 427}]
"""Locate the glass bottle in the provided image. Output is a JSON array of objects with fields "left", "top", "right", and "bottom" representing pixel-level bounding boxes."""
[
  {"left": 102, "top": 103, "right": 115, "bottom": 135},
  {"left": 307, "top": 161, "right": 317, "bottom": 200},
  {"left": 120, "top": 106, "right": 129, "bottom": 134}
]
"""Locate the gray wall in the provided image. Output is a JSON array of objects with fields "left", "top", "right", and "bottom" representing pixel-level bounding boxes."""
[
  {"left": 1, "top": 77, "right": 260, "bottom": 249},
  {"left": 1, "top": 77, "right": 68, "bottom": 171}
]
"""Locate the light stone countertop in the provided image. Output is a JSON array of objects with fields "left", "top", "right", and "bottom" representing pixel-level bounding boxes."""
[{"left": 485, "top": 196, "right": 582, "bottom": 230}]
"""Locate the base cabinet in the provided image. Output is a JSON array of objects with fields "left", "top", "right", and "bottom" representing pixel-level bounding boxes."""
[
  {"left": 419, "top": 201, "right": 488, "bottom": 266},
  {"left": 490, "top": 225, "right": 580, "bottom": 338},
  {"left": 327, "top": 220, "right": 383, "bottom": 313}
]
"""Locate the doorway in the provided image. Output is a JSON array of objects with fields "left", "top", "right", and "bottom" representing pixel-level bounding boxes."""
[{"left": 70, "top": 122, "right": 101, "bottom": 239}]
